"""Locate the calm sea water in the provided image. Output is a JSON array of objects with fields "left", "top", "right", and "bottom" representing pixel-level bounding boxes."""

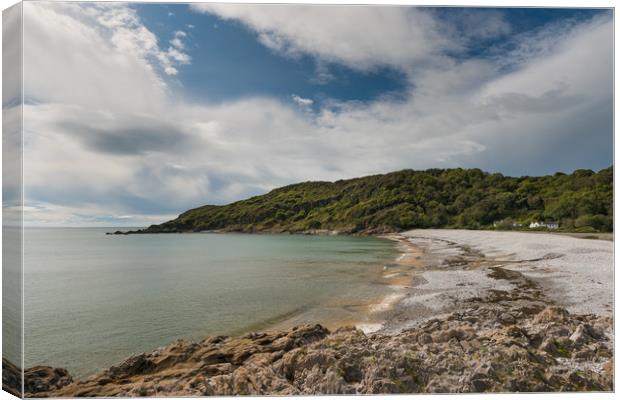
[{"left": 23, "top": 228, "right": 398, "bottom": 378}]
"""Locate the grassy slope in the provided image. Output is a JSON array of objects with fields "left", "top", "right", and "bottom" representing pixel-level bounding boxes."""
[{"left": 137, "top": 166, "right": 613, "bottom": 234}]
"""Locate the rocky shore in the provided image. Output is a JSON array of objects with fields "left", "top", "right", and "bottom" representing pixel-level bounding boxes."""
[
  {"left": 4, "top": 299, "right": 613, "bottom": 395},
  {"left": 4, "top": 230, "right": 613, "bottom": 396}
]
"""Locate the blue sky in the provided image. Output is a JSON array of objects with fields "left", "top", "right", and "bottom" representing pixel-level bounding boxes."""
[
  {"left": 16, "top": 3, "right": 613, "bottom": 226},
  {"left": 137, "top": 3, "right": 410, "bottom": 106}
]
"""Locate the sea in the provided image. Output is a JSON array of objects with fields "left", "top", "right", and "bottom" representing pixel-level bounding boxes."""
[{"left": 20, "top": 227, "right": 398, "bottom": 378}]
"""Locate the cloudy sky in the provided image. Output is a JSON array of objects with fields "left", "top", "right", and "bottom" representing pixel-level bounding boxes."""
[{"left": 14, "top": 2, "right": 613, "bottom": 226}]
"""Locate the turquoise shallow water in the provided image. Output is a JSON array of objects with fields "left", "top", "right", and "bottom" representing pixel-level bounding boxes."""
[{"left": 22, "top": 228, "right": 398, "bottom": 378}]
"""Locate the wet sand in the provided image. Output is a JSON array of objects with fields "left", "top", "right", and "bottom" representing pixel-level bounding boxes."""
[{"left": 268, "top": 236, "right": 424, "bottom": 334}]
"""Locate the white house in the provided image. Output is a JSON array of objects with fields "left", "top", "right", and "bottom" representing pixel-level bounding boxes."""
[{"left": 529, "top": 221, "right": 559, "bottom": 229}]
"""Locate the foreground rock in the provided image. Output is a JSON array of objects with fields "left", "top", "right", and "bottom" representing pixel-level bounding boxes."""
[
  {"left": 2, "top": 359, "right": 73, "bottom": 397},
  {"left": 8, "top": 299, "right": 612, "bottom": 397}
]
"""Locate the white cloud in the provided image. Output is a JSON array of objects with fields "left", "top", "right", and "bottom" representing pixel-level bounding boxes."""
[
  {"left": 170, "top": 30, "right": 187, "bottom": 50},
  {"left": 190, "top": 4, "right": 460, "bottom": 73},
  {"left": 22, "top": 2, "right": 191, "bottom": 111},
  {"left": 2, "top": 4, "right": 23, "bottom": 224},
  {"left": 19, "top": 4, "right": 612, "bottom": 227},
  {"left": 436, "top": 8, "right": 511, "bottom": 42},
  {"left": 292, "top": 94, "right": 314, "bottom": 108},
  {"left": 482, "top": 15, "right": 612, "bottom": 100},
  {"left": 2, "top": 3, "right": 22, "bottom": 106}
]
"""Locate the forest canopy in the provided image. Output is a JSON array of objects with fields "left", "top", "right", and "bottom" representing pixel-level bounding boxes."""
[{"left": 137, "top": 166, "right": 613, "bottom": 234}]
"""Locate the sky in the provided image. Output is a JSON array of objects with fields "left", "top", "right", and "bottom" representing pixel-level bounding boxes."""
[{"left": 9, "top": 2, "right": 614, "bottom": 226}]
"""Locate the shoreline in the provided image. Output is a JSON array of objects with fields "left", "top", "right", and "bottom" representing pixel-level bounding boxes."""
[
  {"left": 7, "top": 229, "right": 614, "bottom": 396},
  {"left": 107, "top": 226, "right": 613, "bottom": 239},
  {"left": 355, "top": 234, "right": 426, "bottom": 333},
  {"left": 265, "top": 233, "right": 426, "bottom": 335},
  {"left": 260, "top": 235, "right": 412, "bottom": 335}
]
